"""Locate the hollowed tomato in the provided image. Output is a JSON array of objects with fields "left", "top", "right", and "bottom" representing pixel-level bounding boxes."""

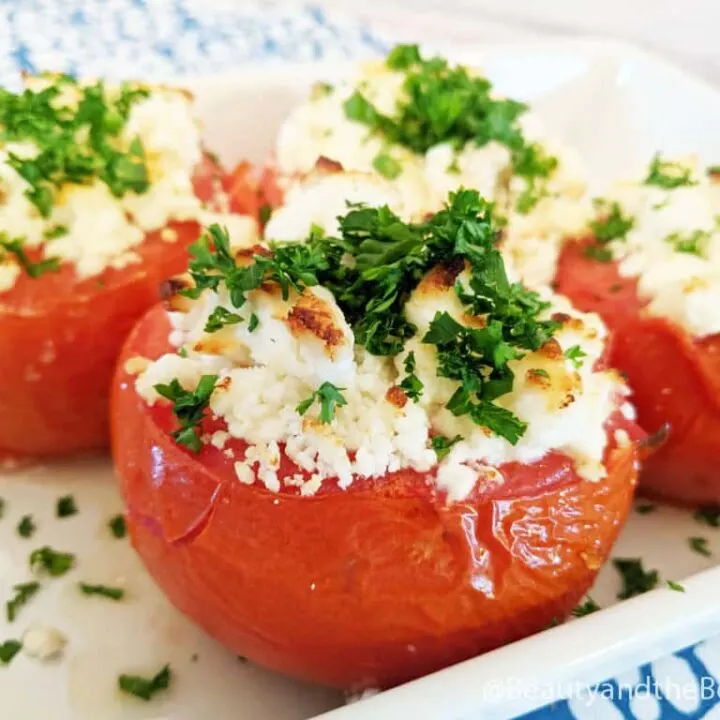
[
  {"left": 0, "top": 156, "right": 258, "bottom": 459},
  {"left": 111, "top": 303, "right": 642, "bottom": 690},
  {"left": 556, "top": 239, "right": 720, "bottom": 506}
]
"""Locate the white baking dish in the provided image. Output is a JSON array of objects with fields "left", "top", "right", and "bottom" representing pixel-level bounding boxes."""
[{"left": 1, "top": 38, "right": 720, "bottom": 720}]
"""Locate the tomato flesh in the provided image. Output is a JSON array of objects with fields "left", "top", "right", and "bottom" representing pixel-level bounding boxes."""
[
  {"left": 111, "top": 304, "right": 641, "bottom": 690},
  {"left": 0, "top": 156, "right": 257, "bottom": 458},
  {"left": 556, "top": 240, "right": 720, "bottom": 505}
]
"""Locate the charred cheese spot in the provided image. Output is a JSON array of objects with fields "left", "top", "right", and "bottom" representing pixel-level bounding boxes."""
[
  {"left": 525, "top": 368, "right": 552, "bottom": 390},
  {"left": 286, "top": 289, "right": 345, "bottom": 357},
  {"left": 314, "top": 156, "right": 344, "bottom": 174},
  {"left": 551, "top": 312, "right": 584, "bottom": 331},
  {"left": 538, "top": 337, "right": 563, "bottom": 360},
  {"left": 385, "top": 386, "right": 408, "bottom": 409},
  {"left": 415, "top": 259, "right": 466, "bottom": 297}
]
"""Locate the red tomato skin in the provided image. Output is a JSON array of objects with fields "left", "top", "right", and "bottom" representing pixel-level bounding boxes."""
[
  {"left": 111, "top": 304, "right": 640, "bottom": 690},
  {"left": 0, "top": 157, "right": 257, "bottom": 459},
  {"left": 556, "top": 240, "right": 720, "bottom": 506}
]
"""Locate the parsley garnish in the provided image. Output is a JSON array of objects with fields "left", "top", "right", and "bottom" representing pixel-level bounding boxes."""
[
  {"left": 343, "top": 44, "right": 556, "bottom": 212},
  {"left": 30, "top": 546, "right": 75, "bottom": 577},
  {"left": 248, "top": 313, "right": 259, "bottom": 332},
  {"left": 665, "top": 229, "right": 710, "bottom": 258},
  {"left": 0, "top": 640, "right": 22, "bottom": 665},
  {"left": 0, "top": 76, "right": 150, "bottom": 216},
  {"left": 613, "top": 557, "right": 658, "bottom": 599},
  {"left": 0, "top": 233, "right": 60, "bottom": 278},
  {"left": 296, "top": 382, "right": 347, "bottom": 424},
  {"left": 667, "top": 580, "right": 685, "bottom": 593},
  {"left": 17, "top": 515, "right": 36, "bottom": 538},
  {"left": 56, "top": 495, "right": 77, "bottom": 518},
  {"left": 585, "top": 200, "right": 634, "bottom": 261},
  {"left": 154, "top": 375, "right": 218, "bottom": 452},
  {"left": 694, "top": 505, "right": 720, "bottom": 527},
  {"left": 531, "top": 368, "right": 550, "bottom": 379},
  {"left": 645, "top": 154, "right": 697, "bottom": 189},
  {"left": 204, "top": 306, "right": 242, "bottom": 333},
  {"left": 564, "top": 345, "right": 586, "bottom": 369},
  {"left": 689, "top": 536, "right": 711, "bottom": 557},
  {"left": 572, "top": 597, "right": 601, "bottom": 617},
  {"left": 6, "top": 582, "right": 40, "bottom": 622},
  {"left": 43, "top": 225, "right": 68, "bottom": 240},
  {"left": 430, "top": 434, "right": 463, "bottom": 460},
  {"left": 399, "top": 351, "right": 423, "bottom": 402},
  {"left": 79, "top": 582, "right": 125, "bottom": 600},
  {"left": 118, "top": 664, "right": 172, "bottom": 701},
  {"left": 108, "top": 514, "right": 127, "bottom": 539},
  {"left": 259, "top": 204, "right": 272, "bottom": 225},
  {"left": 372, "top": 153, "right": 402, "bottom": 179}
]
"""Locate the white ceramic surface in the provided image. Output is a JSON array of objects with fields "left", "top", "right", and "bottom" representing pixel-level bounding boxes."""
[{"left": 2, "top": 39, "right": 720, "bottom": 720}]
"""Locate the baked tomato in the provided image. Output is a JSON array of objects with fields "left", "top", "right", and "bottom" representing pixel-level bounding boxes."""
[
  {"left": 556, "top": 239, "right": 720, "bottom": 506},
  {"left": 0, "top": 155, "right": 259, "bottom": 459},
  {"left": 112, "top": 303, "right": 641, "bottom": 690}
]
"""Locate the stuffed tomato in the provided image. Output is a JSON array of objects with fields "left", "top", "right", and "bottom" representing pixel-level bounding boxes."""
[
  {"left": 112, "top": 179, "right": 642, "bottom": 690},
  {"left": 0, "top": 74, "right": 258, "bottom": 458},
  {"left": 554, "top": 156, "right": 720, "bottom": 505}
]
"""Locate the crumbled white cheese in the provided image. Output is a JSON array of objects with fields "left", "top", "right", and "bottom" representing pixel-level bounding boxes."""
[
  {"left": 22, "top": 624, "right": 67, "bottom": 661},
  {"left": 588, "top": 157, "right": 720, "bottom": 337}
]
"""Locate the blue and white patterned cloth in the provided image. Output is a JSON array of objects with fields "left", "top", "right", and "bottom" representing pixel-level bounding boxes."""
[{"left": 1, "top": 1, "right": 719, "bottom": 718}]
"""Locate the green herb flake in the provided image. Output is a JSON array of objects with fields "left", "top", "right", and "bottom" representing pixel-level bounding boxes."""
[
  {"left": 6, "top": 582, "right": 40, "bottom": 622},
  {"left": 204, "top": 306, "right": 243, "bottom": 333},
  {"left": 694, "top": 505, "right": 720, "bottom": 528},
  {"left": 0, "top": 639, "right": 22, "bottom": 665},
  {"left": 108, "top": 514, "right": 127, "bottom": 539},
  {"left": 707, "top": 165, "right": 720, "bottom": 176},
  {"left": 689, "top": 536, "right": 711, "bottom": 557},
  {"left": 645, "top": 154, "right": 697, "bottom": 189},
  {"left": 259, "top": 204, "right": 272, "bottom": 225},
  {"left": 665, "top": 229, "right": 710, "bottom": 258},
  {"left": 667, "top": 580, "right": 685, "bottom": 593},
  {"left": 531, "top": 368, "right": 550, "bottom": 379},
  {"left": 399, "top": 351, "right": 423, "bottom": 402},
  {"left": 0, "top": 233, "right": 60, "bottom": 279},
  {"left": 43, "top": 225, "right": 68, "bottom": 241},
  {"left": 118, "top": 664, "right": 172, "bottom": 701},
  {"left": 613, "top": 557, "right": 659, "bottom": 599},
  {"left": 372, "top": 152, "right": 402, "bottom": 180},
  {"left": 571, "top": 597, "right": 601, "bottom": 617},
  {"left": 17, "top": 515, "right": 36, "bottom": 539},
  {"left": 564, "top": 345, "right": 587, "bottom": 369},
  {"left": 296, "top": 382, "right": 347, "bottom": 424},
  {"left": 30, "top": 546, "right": 75, "bottom": 577},
  {"left": 430, "top": 434, "right": 463, "bottom": 460},
  {"left": 635, "top": 503, "right": 657, "bottom": 515},
  {"left": 248, "top": 313, "right": 259, "bottom": 333},
  {"left": 154, "top": 375, "right": 218, "bottom": 452},
  {"left": 56, "top": 495, "right": 77, "bottom": 518},
  {"left": 79, "top": 582, "right": 125, "bottom": 601}
]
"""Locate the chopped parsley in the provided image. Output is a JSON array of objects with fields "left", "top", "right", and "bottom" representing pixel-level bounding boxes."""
[
  {"left": 635, "top": 503, "right": 657, "bottom": 515},
  {"left": 572, "top": 597, "right": 601, "bottom": 617},
  {"left": 296, "top": 382, "right": 347, "bottom": 424},
  {"left": 204, "top": 306, "right": 242, "bottom": 333},
  {"left": 259, "top": 203, "right": 272, "bottom": 225},
  {"left": 118, "top": 664, "right": 172, "bottom": 701},
  {"left": 373, "top": 152, "right": 402, "bottom": 179},
  {"left": 613, "top": 557, "right": 658, "bottom": 599},
  {"left": 0, "top": 639, "right": 22, "bottom": 665},
  {"left": 585, "top": 200, "right": 634, "bottom": 261},
  {"left": 0, "top": 75, "right": 150, "bottom": 216},
  {"left": 343, "top": 44, "right": 556, "bottom": 214},
  {"left": 79, "top": 582, "right": 125, "bottom": 600},
  {"left": 430, "top": 434, "right": 463, "bottom": 460},
  {"left": 0, "top": 233, "right": 60, "bottom": 279},
  {"left": 689, "top": 536, "right": 711, "bottom": 557},
  {"left": 56, "top": 495, "right": 77, "bottom": 518},
  {"left": 43, "top": 225, "right": 68, "bottom": 240},
  {"left": 154, "top": 375, "right": 218, "bottom": 452},
  {"left": 667, "top": 580, "right": 685, "bottom": 593},
  {"left": 30, "top": 546, "right": 75, "bottom": 577},
  {"left": 17, "top": 515, "right": 36, "bottom": 538},
  {"left": 399, "top": 351, "right": 423, "bottom": 402},
  {"left": 530, "top": 368, "right": 550, "bottom": 379},
  {"left": 665, "top": 229, "right": 710, "bottom": 258},
  {"left": 184, "top": 189, "right": 557, "bottom": 446},
  {"left": 645, "top": 154, "right": 697, "bottom": 189},
  {"left": 694, "top": 505, "right": 720, "bottom": 528},
  {"left": 564, "top": 345, "right": 586, "bottom": 369},
  {"left": 108, "top": 514, "right": 127, "bottom": 539},
  {"left": 248, "top": 313, "right": 259, "bottom": 332},
  {"left": 6, "top": 582, "right": 40, "bottom": 622}
]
